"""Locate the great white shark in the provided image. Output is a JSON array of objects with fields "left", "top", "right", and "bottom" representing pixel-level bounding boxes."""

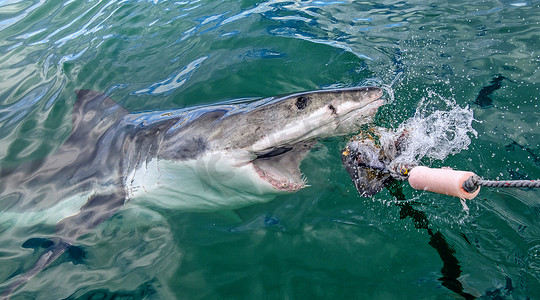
[{"left": 0, "top": 86, "right": 384, "bottom": 297}]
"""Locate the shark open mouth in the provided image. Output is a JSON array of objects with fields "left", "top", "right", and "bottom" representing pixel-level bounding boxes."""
[
  {"left": 251, "top": 141, "right": 315, "bottom": 191},
  {"left": 248, "top": 87, "right": 385, "bottom": 192}
]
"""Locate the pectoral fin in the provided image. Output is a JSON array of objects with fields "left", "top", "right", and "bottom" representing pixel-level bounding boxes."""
[
  {"left": 2, "top": 191, "right": 125, "bottom": 298},
  {"left": 1, "top": 240, "right": 69, "bottom": 298}
]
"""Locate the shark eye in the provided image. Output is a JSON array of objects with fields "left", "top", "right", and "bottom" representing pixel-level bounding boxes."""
[
  {"left": 327, "top": 104, "right": 337, "bottom": 114},
  {"left": 295, "top": 96, "right": 310, "bottom": 110}
]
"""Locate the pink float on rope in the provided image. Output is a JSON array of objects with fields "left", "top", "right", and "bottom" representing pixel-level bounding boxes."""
[{"left": 407, "top": 166, "right": 480, "bottom": 199}]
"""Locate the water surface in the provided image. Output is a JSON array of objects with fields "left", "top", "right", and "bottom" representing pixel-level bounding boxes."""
[{"left": 1, "top": 0, "right": 539, "bottom": 298}]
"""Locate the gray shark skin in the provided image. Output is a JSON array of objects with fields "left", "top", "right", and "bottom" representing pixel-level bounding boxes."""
[{"left": 0, "top": 87, "right": 383, "bottom": 297}]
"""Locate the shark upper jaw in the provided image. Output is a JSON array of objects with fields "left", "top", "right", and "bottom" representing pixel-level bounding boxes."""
[{"left": 248, "top": 91, "right": 385, "bottom": 192}]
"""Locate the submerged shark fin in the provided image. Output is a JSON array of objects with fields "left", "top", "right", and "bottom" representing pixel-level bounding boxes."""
[
  {"left": 2, "top": 191, "right": 125, "bottom": 298},
  {"left": 1, "top": 241, "right": 70, "bottom": 299}
]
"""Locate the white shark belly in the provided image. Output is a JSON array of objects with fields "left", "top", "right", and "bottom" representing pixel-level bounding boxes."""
[
  {"left": 0, "top": 191, "right": 93, "bottom": 229},
  {"left": 126, "top": 153, "right": 284, "bottom": 211}
]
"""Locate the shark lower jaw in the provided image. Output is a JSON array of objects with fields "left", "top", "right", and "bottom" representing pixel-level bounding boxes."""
[
  {"left": 250, "top": 141, "right": 314, "bottom": 192},
  {"left": 253, "top": 165, "right": 306, "bottom": 192}
]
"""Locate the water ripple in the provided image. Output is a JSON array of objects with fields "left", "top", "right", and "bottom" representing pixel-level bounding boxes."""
[
  {"left": 0, "top": 0, "right": 539, "bottom": 298},
  {"left": 0, "top": 0, "right": 46, "bottom": 32},
  {"left": 132, "top": 56, "right": 208, "bottom": 95}
]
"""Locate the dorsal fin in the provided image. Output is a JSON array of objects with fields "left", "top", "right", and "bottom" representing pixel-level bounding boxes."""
[{"left": 70, "top": 90, "right": 128, "bottom": 139}]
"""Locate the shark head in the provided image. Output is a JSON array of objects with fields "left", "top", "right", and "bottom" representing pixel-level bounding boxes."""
[
  {"left": 246, "top": 86, "right": 385, "bottom": 152},
  {"left": 240, "top": 86, "right": 384, "bottom": 191},
  {"left": 143, "top": 86, "right": 384, "bottom": 209}
]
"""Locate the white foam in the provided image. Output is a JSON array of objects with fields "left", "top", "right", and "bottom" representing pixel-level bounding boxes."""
[{"left": 382, "top": 90, "right": 477, "bottom": 165}]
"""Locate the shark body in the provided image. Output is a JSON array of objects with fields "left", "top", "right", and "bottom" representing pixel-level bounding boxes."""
[{"left": 0, "top": 87, "right": 384, "bottom": 297}]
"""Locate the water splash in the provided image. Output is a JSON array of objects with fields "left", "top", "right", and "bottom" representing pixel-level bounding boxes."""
[{"left": 381, "top": 90, "right": 477, "bottom": 166}]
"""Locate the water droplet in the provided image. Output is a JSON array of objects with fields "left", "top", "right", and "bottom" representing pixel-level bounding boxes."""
[{"left": 527, "top": 243, "right": 540, "bottom": 271}]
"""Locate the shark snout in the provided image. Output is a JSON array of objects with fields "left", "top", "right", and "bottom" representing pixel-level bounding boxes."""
[
  {"left": 350, "top": 86, "right": 384, "bottom": 106},
  {"left": 332, "top": 86, "right": 384, "bottom": 117},
  {"left": 364, "top": 86, "right": 384, "bottom": 101}
]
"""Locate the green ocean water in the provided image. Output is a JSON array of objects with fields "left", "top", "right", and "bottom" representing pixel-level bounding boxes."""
[{"left": 1, "top": 0, "right": 540, "bottom": 299}]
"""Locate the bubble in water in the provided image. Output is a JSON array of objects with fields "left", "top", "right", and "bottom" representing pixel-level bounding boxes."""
[{"left": 528, "top": 243, "right": 540, "bottom": 274}]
